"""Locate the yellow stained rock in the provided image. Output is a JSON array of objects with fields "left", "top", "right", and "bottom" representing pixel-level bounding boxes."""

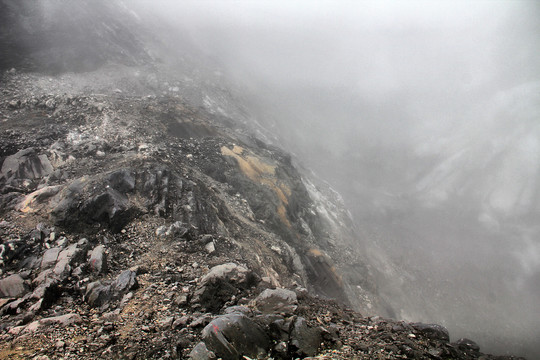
[{"left": 221, "top": 145, "right": 292, "bottom": 228}]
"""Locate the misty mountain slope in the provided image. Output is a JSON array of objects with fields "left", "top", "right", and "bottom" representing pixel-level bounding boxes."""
[
  {"left": 0, "top": 52, "right": 515, "bottom": 360},
  {"left": 169, "top": 2, "right": 540, "bottom": 358},
  {"left": 325, "top": 85, "right": 540, "bottom": 358},
  {"left": 413, "top": 82, "right": 540, "bottom": 218},
  {"left": 235, "top": 79, "right": 540, "bottom": 357},
  {"left": 0, "top": 67, "right": 389, "bottom": 359},
  {"left": 0, "top": 0, "right": 535, "bottom": 359}
]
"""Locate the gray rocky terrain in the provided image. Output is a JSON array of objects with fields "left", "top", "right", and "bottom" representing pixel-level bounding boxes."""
[{"left": 0, "top": 1, "right": 529, "bottom": 359}]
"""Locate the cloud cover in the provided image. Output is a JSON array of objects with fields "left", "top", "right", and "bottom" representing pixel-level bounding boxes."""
[{"left": 132, "top": 1, "right": 540, "bottom": 357}]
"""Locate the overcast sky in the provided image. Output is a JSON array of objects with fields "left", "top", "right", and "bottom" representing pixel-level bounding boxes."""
[{"left": 136, "top": 0, "right": 540, "bottom": 152}]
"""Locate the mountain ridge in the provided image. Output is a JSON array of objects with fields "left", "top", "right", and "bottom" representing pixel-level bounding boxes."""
[{"left": 0, "top": 1, "right": 531, "bottom": 358}]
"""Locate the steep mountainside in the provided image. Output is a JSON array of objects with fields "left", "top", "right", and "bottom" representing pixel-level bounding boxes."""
[{"left": 0, "top": 1, "right": 529, "bottom": 359}]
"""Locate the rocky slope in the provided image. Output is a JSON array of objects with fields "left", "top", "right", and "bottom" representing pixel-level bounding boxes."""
[{"left": 0, "top": 1, "right": 528, "bottom": 359}]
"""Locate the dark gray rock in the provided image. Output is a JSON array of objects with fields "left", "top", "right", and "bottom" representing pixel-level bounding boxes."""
[
  {"left": 106, "top": 169, "right": 135, "bottom": 193},
  {"left": 264, "top": 315, "right": 291, "bottom": 343},
  {"left": 201, "top": 313, "right": 270, "bottom": 360},
  {"left": 83, "top": 188, "right": 130, "bottom": 227},
  {"left": 18, "top": 255, "right": 41, "bottom": 271},
  {"left": 29, "top": 227, "right": 46, "bottom": 242},
  {"left": 30, "top": 278, "right": 60, "bottom": 310},
  {"left": 190, "top": 314, "right": 214, "bottom": 329},
  {"left": 111, "top": 269, "right": 138, "bottom": 294},
  {"left": 174, "top": 293, "right": 188, "bottom": 306},
  {"left": 89, "top": 245, "right": 107, "bottom": 274},
  {"left": 0, "top": 148, "right": 53, "bottom": 187},
  {"left": 273, "top": 341, "right": 288, "bottom": 358},
  {"left": 253, "top": 288, "right": 298, "bottom": 315},
  {"left": 53, "top": 240, "right": 88, "bottom": 278},
  {"left": 321, "top": 323, "right": 340, "bottom": 345},
  {"left": 137, "top": 167, "right": 171, "bottom": 216},
  {"left": 0, "top": 274, "right": 28, "bottom": 298},
  {"left": 200, "top": 235, "right": 213, "bottom": 244},
  {"left": 454, "top": 338, "right": 480, "bottom": 352},
  {"left": 411, "top": 322, "right": 450, "bottom": 341},
  {"left": 192, "top": 263, "right": 258, "bottom": 312},
  {"left": 290, "top": 317, "right": 322, "bottom": 357},
  {"left": 51, "top": 175, "right": 135, "bottom": 231},
  {"left": 223, "top": 305, "right": 252, "bottom": 316},
  {"left": 84, "top": 281, "right": 111, "bottom": 308},
  {"left": 50, "top": 178, "right": 86, "bottom": 225},
  {"left": 40, "top": 247, "right": 61, "bottom": 270},
  {"left": 85, "top": 269, "right": 138, "bottom": 307},
  {"left": 1, "top": 296, "right": 27, "bottom": 315}
]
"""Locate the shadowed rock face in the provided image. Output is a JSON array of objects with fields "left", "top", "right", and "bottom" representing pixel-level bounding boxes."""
[{"left": 0, "top": 0, "right": 151, "bottom": 73}]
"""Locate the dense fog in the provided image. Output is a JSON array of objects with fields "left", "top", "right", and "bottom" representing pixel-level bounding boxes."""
[{"left": 130, "top": 1, "right": 540, "bottom": 357}]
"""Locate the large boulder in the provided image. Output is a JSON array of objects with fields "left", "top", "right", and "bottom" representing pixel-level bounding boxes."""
[
  {"left": 82, "top": 188, "right": 131, "bottom": 228},
  {"left": 0, "top": 148, "right": 53, "bottom": 188},
  {"left": 84, "top": 281, "right": 111, "bottom": 308},
  {"left": 289, "top": 317, "right": 322, "bottom": 357},
  {"left": 253, "top": 288, "right": 298, "bottom": 315},
  {"left": 111, "top": 269, "right": 138, "bottom": 294},
  {"left": 201, "top": 313, "right": 270, "bottom": 360},
  {"left": 0, "top": 274, "right": 28, "bottom": 298},
  {"left": 192, "top": 263, "right": 258, "bottom": 312},
  {"left": 50, "top": 177, "right": 87, "bottom": 224},
  {"left": 50, "top": 176, "right": 135, "bottom": 231}
]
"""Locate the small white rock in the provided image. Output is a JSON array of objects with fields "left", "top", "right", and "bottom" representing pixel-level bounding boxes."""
[{"left": 204, "top": 241, "right": 215, "bottom": 254}]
